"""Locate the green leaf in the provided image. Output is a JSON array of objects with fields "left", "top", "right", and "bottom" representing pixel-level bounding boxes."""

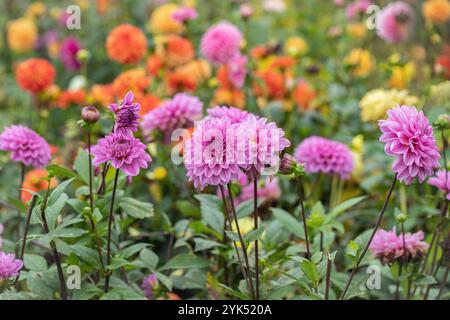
[
  {"left": 300, "top": 260, "right": 320, "bottom": 287},
  {"left": 194, "top": 194, "right": 224, "bottom": 234},
  {"left": 194, "top": 238, "right": 222, "bottom": 252},
  {"left": 71, "top": 244, "right": 100, "bottom": 267},
  {"left": 47, "top": 178, "right": 75, "bottom": 206},
  {"left": 107, "top": 257, "right": 130, "bottom": 270},
  {"left": 140, "top": 248, "right": 159, "bottom": 271},
  {"left": 244, "top": 226, "right": 265, "bottom": 243},
  {"left": 46, "top": 193, "right": 69, "bottom": 230},
  {"left": 74, "top": 149, "right": 92, "bottom": 184},
  {"left": 271, "top": 208, "right": 304, "bottom": 239},
  {"left": 121, "top": 243, "right": 150, "bottom": 259},
  {"left": 24, "top": 254, "right": 47, "bottom": 272},
  {"left": 47, "top": 227, "right": 88, "bottom": 241},
  {"left": 225, "top": 230, "right": 240, "bottom": 242},
  {"left": 159, "top": 254, "right": 210, "bottom": 271},
  {"left": 329, "top": 196, "right": 367, "bottom": 217},
  {"left": 155, "top": 272, "right": 173, "bottom": 291},
  {"left": 119, "top": 197, "right": 154, "bottom": 219},
  {"left": 46, "top": 164, "right": 80, "bottom": 180},
  {"left": 72, "top": 283, "right": 103, "bottom": 300},
  {"left": 236, "top": 199, "right": 262, "bottom": 218},
  {"left": 346, "top": 240, "right": 360, "bottom": 258},
  {"left": 176, "top": 200, "right": 200, "bottom": 217}
]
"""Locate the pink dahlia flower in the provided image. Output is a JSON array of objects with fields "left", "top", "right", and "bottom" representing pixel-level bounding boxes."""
[
  {"left": 238, "top": 177, "right": 281, "bottom": 204},
  {"left": 370, "top": 228, "right": 429, "bottom": 264},
  {"left": 184, "top": 117, "right": 242, "bottom": 189},
  {"left": 294, "top": 136, "right": 354, "bottom": 179},
  {"left": 227, "top": 53, "right": 247, "bottom": 88},
  {"left": 428, "top": 170, "right": 450, "bottom": 200},
  {"left": 172, "top": 7, "right": 198, "bottom": 23},
  {"left": 376, "top": 1, "right": 414, "bottom": 44},
  {"left": 109, "top": 91, "right": 141, "bottom": 136},
  {"left": 207, "top": 105, "right": 250, "bottom": 124},
  {"left": 238, "top": 114, "right": 290, "bottom": 176},
  {"left": 142, "top": 273, "right": 158, "bottom": 299},
  {"left": 346, "top": 0, "right": 373, "bottom": 19},
  {"left": 201, "top": 22, "right": 242, "bottom": 65},
  {"left": 141, "top": 93, "right": 203, "bottom": 138},
  {"left": 0, "top": 252, "right": 23, "bottom": 280},
  {"left": 0, "top": 125, "right": 51, "bottom": 168},
  {"left": 379, "top": 105, "right": 440, "bottom": 184},
  {"left": 91, "top": 133, "right": 151, "bottom": 176}
]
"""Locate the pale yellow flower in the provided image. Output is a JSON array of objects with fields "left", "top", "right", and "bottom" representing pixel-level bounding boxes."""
[
  {"left": 351, "top": 135, "right": 364, "bottom": 182},
  {"left": 284, "top": 36, "right": 308, "bottom": 57},
  {"left": 25, "top": 2, "right": 46, "bottom": 19},
  {"left": 359, "top": 88, "right": 419, "bottom": 122},
  {"left": 389, "top": 62, "right": 416, "bottom": 89},
  {"left": 430, "top": 81, "right": 450, "bottom": 105},
  {"left": 346, "top": 23, "right": 366, "bottom": 39}
]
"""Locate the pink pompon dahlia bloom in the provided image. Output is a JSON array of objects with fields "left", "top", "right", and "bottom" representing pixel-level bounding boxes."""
[
  {"left": 238, "top": 177, "right": 281, "bottom": 204},
  {"left": 376, "top": 1, "right": 414, "bottom": 44},
  {"left": 172, "top": 7, "right": 198, "bottom": 23},
  {"left": 0, "top": 125, "right": 51, "bottom": 168},
  {"left": 141, "top": 93, "right": 203, "bottom": 138},
  {"left": 227, "top": 53, "right": 247, "bottom": 88},
  {"left": 142, "top": 273, "right": 158, "bottom": 299},
  {"left": 346, "top": 0, "right": 373, "bottom": 19},
  {"left": 238, "top": 114, "right": 290, "bottom": 176},
  {"left": 0, "top": 252, "right": 23, "bottom": 280},
  {"left": 201, "top": 22, "right": 243, "bottom": 65},
  {"left": 207, "top": 105, "right": 250, "bottom": 124},
  {"left": 59, "top": 37, "right": 81, "bottom": 71},
  {"left": 428, "top": 170, "right": 450, "bottom": 200},
  {"left": 379, "top": 105, "right": 440, "bottom": 184},
  {"left": 294, "top": 136, "right": 354, "bottom": 179},
  {"left": 370, "top": 228, "right": 429, "bottom": 264},
  {"left": 109, "top": 91, "right": 141, "bottom": 136},
  {"left": 184, "top": 117, "right": 242, "bottom": 189},
  {"left": 91, "top": 133, "right": 151, "bottom": 176}
]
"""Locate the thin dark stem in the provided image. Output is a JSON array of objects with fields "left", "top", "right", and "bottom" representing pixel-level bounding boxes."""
[
  {"left": 400, "top": 222, "right": 409, "bottom": 300},
  {"left": 14, "top": 195, "right": 38, "bottom": 284},
  {"left": 324, "top": 254, "right": 332, "bottom": 300},
  {"left": 15, "top": 163, "right": 25, "bottom": 255},
  {"left": 297, "top": 177, "right": 311, "bottom": 259},
  {"left": 104, "top": 169, "right": 120, "bottom": 293},
  {"left": 253, "top": 176, "right": 260, "bottom": 300},
  {"left": 221, "top": 210, "right": 229, "bottom": 286},
  {"left": 219, "top": 185, "right": 251, "bottom": 294},
  {"left": 40, "top": 179, "right": 67, "bottom": 300},
  {"left": 437, "top": 266, "right": 450, "bottom": 300},
  {"left": 339, "top": 174, "right": 397, "bottom": 300},
  {"left": 227, "top": 184, "right": 256, "bottom": 300}
]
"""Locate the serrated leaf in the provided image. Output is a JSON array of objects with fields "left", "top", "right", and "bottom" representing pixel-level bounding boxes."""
[
  {"left": 121, "top": 243, "right": 150, "bottom": 259},
  {"left": 24, "top": 254, "right": 47, "bottom": 272},
  {"left": 194, "top": 238, "right": 222, "bottom": 252},
  {"left": 74, "top": 150, "right": 92, "bottom": 184},
  {"left": 140, "top": 248, "right": 159, "bottom": 271},
  {"left": 243, "top": 226, "right": 265, "bottom": 243},
  {"left": 159, "top": 254, "right": 210, "bottom": 271},
  {"left": 329, "top": 196, "right": 367, "bottom": 217},
  {"left": 47, "top": 178, "right": 75, "bottom": 206},
  {"left": 271, "top": 208, "right": 305, "bottom": 239},
  {"left": 194, "top": 194, "right": 224, "bottom": 234},
  {"left": 119, "top": 197, "right": 154, "bottom": 219},
  {"left": 46, "top": 193, "right": 69, "bottom": 230}
]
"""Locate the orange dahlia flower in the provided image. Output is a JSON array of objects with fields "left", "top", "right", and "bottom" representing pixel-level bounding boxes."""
[
  {"left": 293, "top": 80, "right": 316, "bottom": 111},
  {"left": 15, "top": 58, "right": 56, "bottom": 94},
  {"left": 106, "top": 24, "right": 148, "bottom": 64},
  {"left": 422, "top": 0, "right": 450, "bottom": 23},
  {"left": 90, "top": 84, "right": 115, "bottom": 106},
  {"left": 7, "top": 18, "right": 38, "bottom": 53},
  {"left": 139, "top": 94, "right": 161, "bottom": 116},
  {"left": 146, "top": 54, "right": 165, "bottom": 76},
  {"left": 56, "top": 90, "right": 86, "bottom": 109},
  {"left": 159, "top": 35, "right": 195, "bottom": 68},
  {"left": 112, "top": 69, "right": 151, "bottom": 98},
  {"left": 21, "top": 169, "right": 58, "bottom": 202}
]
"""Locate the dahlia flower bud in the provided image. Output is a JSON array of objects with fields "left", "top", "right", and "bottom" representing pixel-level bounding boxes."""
[
  {"left": 433, "top": 114, "right": 450, "bottom": 130},
  {"left": 279, "top": 153, "right": 304, "bottom": 177},
  {"left": 81, "top": 106, "right": 100, "bottom": 124},
  {"left": 77, "top": 49, "right": 91, "bottom": 62}
]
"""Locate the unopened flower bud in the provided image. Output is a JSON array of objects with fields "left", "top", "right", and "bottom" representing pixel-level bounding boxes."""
[
  {"left": 434, "top": 114, "right": 450, "bottom": 130},
  {"left": 81, "top": 106, "right": 100, "bottom": 124},
  {"left": 279, "top": 153, "right": 304, "bottom": 176},
  {"left": 395, "top": 213, "right": 407, "bottom": 223},
  {"left": 77, "top": 49, "right": 91, "bottom": 62}
]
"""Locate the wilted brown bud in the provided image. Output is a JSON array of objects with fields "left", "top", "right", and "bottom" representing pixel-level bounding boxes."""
[{"left": 81, "top": 106, "right": 100, "bottom": 124}]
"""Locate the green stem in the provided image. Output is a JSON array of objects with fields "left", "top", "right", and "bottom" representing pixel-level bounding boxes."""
[
  {"left": 15, "top": 163, "right": 26, "bottom": 255},
  {"left": 297, "top": 177, "right": 311, "bottom": 259}
]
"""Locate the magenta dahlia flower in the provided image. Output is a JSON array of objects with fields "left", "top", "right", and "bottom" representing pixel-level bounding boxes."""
[
  {"left": 0, "top": 125, "right": 51, "bottom": 168},
  {"left": 238, "top": 114, "right": 290, "bottom": 176},
  {"left": 346, "top": 0, "right": 373, "bottom": 19},
  {"left": 379, "top": 105, "right": 440, "bottom": 184},
  {"left": 227, "top": 53, "right": 247, "bottom": 88},
  {"left": 201, "top": 22, "right": 243, "bottom": 65},
  {"left": 91, "top": 133, "right": 151, "bottom": 176},
  {"left": 141, "top": 93, "right": 203, "bottom": 138},
  {"left": 370, "top": 228, "right": 429, "bottom": 264},
  {"left": 294, "top": 136, "right": 354, "bottom": 179},
  {"left": 428, "top": 170, "right": 450, "bottom": 200},
  {"left": 172, "top": 7, "right": 198, "bottom": 23},
  {"left": 184, "top": 117, "right": 242, "bottom": 189},
  {"left": 59, "top": 37, "right": 81, "bottom": 71},
  {"left": 207, "top": 105, "right": 250, "bottom": 124},
  {"left": 0, "top": 252, "right": 23, "bottom": 280},
  {"left": 376, "top": 1, "right": 414, "bottom": 44},
  {"left": 109, "top": 91, "right": 141, "bottom": 136},
  {"left": 238, "top": 177, "right": 281, "bottom": 204},
  {"left": 141, "top": 273, "right": 158, "bottom": 299}
]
